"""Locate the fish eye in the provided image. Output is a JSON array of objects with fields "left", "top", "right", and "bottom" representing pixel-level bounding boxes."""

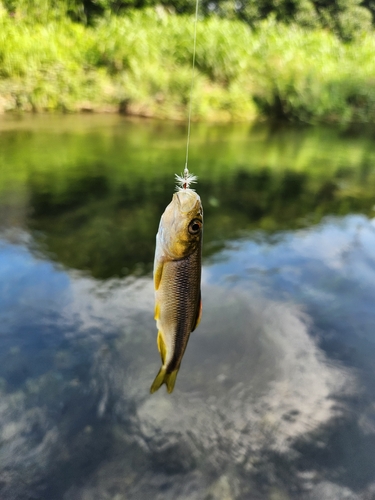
[{"left": 188, "top": 219, "right": 202, "bottom": 235}]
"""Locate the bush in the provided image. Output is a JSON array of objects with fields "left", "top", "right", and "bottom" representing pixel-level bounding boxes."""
[{"left": 1, "top": 8, "right": 375, "bottom": 122}]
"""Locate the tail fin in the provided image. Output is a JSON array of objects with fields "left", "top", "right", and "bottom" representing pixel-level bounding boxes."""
[{"left": 150, "top": 367, "right": 178, "bottom": 394}]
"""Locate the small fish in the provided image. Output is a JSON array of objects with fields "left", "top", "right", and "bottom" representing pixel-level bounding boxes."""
[{"left": 150, "top": 170, "right": 203, "bottom": 394}]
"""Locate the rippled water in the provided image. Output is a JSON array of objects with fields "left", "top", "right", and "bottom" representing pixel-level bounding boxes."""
[{"left": 1, "top": 115, "right": 375, "bottom": 500}]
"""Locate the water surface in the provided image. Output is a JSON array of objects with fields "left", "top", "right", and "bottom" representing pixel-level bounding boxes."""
[{"left": 1, "top": 115, "right": 375, "bottom": 500}]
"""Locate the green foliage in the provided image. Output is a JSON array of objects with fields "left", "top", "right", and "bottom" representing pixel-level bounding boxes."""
[
  {"left": 248, "top": 18, "right": 375, "bottom": 122},
  {"left": 1, "top": 8, "right": 375, "bottom": 122},
  {"left": 0, "top": 15, "right": 112, "bottom": 111},
  {"left": 232, "top": 0, "right": 373, "bottom": 40},
  {"left": 1, "top": 0, "right": 375, "bottom": 41},
  {"left": 1, "top": 0, "right": 84, "bottom": 22}
]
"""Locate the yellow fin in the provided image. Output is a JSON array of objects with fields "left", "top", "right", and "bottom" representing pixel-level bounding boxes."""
[
  {"left": 165, "top": 370, "right": 178, "bottom": 393},
  {"left": 154, "top": 302, "right": 160, "bottom": 321},
  {"left": 150, "top": 367, "right": 179, "bottom": 394},
  {"left": 157, "top": 331, "right": 167, "bottom": 364},
  {"left": 150, "top": 367, "right": 166, "bottom": 393},
  {"left": 154, "top": 261, "right": 163, "bottom": 290}
]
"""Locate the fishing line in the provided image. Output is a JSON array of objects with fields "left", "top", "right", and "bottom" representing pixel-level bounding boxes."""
[
  {"left": 151, "top": 0, "right": 203, "bottom": 394},
  {"left": 183, "top": 0, "right": 200, "bottom": 179}
]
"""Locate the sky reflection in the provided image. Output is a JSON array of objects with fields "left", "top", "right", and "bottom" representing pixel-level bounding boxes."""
[{"left": 1, "top": 214, "right": 375, "bottom": 499}]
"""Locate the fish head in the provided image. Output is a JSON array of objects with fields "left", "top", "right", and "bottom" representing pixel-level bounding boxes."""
[{"left": 158, "top": 189, "right": 203, "bottom": 259}]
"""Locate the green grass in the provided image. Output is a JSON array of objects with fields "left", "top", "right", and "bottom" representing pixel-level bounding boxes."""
[{"left": 1, "top": 8, "right": 375, "bottom": 122}]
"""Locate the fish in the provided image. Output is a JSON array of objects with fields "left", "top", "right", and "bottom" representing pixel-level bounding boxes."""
[{"left": 150, "top": 171, "right": 203, "bottom": 394}]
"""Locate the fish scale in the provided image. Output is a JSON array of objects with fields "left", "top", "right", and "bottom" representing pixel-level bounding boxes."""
[{"left": 168, "top": 252, "right": 201, "bottom": 373}]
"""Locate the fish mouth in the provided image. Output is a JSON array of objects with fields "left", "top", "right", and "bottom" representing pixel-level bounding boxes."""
[{"left": 174, "top": 190, "right": 200, "bottom": 213}]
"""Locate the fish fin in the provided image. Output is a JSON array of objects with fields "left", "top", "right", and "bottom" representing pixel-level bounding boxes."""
[
  {"left": 150, "top": 366, "right": 167, "bottom": 394},
  {"left": 150, "top": 367, "right": 179, "bottom": 394},
  {"left": 154, "top": 261, "right": 164, "bottom": 290},
  {"left": 191, "top": 291, "right": 202, "bottom": 332},
  {"left": 157, "top": 330, "right": 167, "bottom": 364},
  {"left": 165, "top": 370, "right": 178, "bottom": 393},
  {"left": 154, "top": 302, "right": 160, "bottom": 321}
]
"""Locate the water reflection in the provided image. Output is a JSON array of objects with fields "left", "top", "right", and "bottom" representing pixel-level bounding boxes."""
[
  {"left": 1, "top": 215, "right": 375, "bottom": 499},
  {"left": 1, "top": 116, "right": 375, "bottom": 499},
  {"left": 1, "top": 116, "right": 375, "bottom": 279},
  {"left": 22, "top": 165, "right": 375, "bottom": 279}
]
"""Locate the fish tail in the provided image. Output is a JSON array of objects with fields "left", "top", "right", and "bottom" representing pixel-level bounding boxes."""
[{"left": 150, "top": 367, "right": 179, "bottom": 394}]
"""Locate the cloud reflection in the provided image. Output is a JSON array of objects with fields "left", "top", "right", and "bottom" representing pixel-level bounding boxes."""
[
  {"left": 66, "top": 279, "right": 356, "bottom": 499},
  {"left": 0, "top": 228, "right": 371, "bottom": 500}
]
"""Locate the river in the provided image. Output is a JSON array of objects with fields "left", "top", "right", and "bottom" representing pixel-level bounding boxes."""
[{"left": 1, "top": 114, "right": 375, "bottom": 500}]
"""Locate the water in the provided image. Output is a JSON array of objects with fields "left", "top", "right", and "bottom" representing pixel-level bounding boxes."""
[{"left": 1, "top": 114, "right": 375, "bottom": 500}]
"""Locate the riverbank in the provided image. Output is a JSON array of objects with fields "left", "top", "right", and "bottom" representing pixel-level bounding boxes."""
[{"left": 1, "top": 8, "right": 375, "bottom": 123}]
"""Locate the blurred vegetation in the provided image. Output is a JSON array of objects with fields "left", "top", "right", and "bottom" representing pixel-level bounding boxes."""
[
  {"left": 1, "top": 0, "right": 375, "bottom": 122},
  {"left": 1, "top": 116, "right": 375, "bottom": 279},
  {"left": 2, "top": 0, "right": 374, "bottom": 40}
]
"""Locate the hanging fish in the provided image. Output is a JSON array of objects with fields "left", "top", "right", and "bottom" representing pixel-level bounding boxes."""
[{"left": 150, "top": 169, "right": 203, "bottom": 394}]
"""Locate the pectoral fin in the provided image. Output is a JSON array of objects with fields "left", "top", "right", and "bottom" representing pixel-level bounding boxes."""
[{"left": 191, "top": 291, "right": 202, "bottom": 332}]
